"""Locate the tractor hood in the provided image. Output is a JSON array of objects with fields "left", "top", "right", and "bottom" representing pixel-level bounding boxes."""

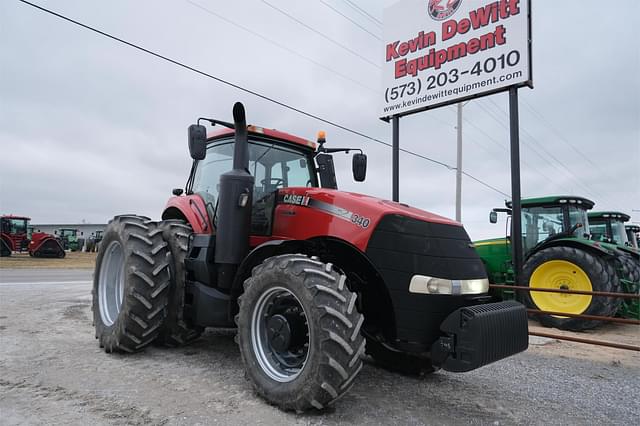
[
  {"left": 279, "top": 187, "right": 459, "bottom": 227},
  {"left": 273, "top": 187, "right": 463, "bottom": 252}
]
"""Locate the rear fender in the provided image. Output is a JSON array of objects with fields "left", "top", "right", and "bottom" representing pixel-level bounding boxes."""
[
  {"left": 162, "top": 194, "right": 212, "bottom": 234},
  {"left": 531, "top": 238, "right": 616, "bottom": 260}
]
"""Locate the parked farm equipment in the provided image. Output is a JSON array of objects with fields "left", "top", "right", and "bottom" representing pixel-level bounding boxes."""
[
  {"left": 588, "top": 211, "right": 640, "bottom": 319},
  {"left": 56, "top": 228, "right": 81, "bottom": 251},
  {"left": 0, "top": 215, "right": 65, "bottom": 258},
  {"left": 475, "top": 197, "right": 639, "bottom": 329},
  {"left": 92, "top": 102, "right": 528, "bottom": 412}
]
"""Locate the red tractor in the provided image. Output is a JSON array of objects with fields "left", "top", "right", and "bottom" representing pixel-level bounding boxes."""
[
  {"left": 1, "top": 215, "right": 65, "bottom": 258},
  {"left": 93, "top": 103, "right": 528, "bottom": 412}
]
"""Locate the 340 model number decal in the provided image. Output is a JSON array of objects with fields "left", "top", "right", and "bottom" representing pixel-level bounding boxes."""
[{"left": 350, "top": 214, "right": 370, "bottom": 228}]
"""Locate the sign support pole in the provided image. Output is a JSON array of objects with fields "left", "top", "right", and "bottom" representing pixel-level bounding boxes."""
[
  {"left": 392, "top": 115, "right": 400, "bottom": 202},
  {"left": 455, "top": 102, "right": 463, "bottom": 222},
  {"left": 509, "top": 87, "right": 523, "bottom": 287}
]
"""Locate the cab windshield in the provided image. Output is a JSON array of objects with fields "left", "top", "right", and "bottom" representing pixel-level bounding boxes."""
[
  {"left": 2, "top": 219, "right": 28, "bottom": 235},
  {"left": 521, "top": 206, "right": 563, "bottom": 252},
  {"left": 590, "top": 218, "right": 629, "bottom": 245},
  {"left": 192, "top": 137, "right": 317, "bottom": 208},
  {"left": 567, "top": 206, "right": 589, "bottom": 237},
  {"left": 610, "top": 220, "right": 629, "bottom": 245}
]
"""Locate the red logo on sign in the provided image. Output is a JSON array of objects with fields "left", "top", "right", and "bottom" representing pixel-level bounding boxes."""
[{"left": 428, "top": 0, "right": 462, "bottom": 21}]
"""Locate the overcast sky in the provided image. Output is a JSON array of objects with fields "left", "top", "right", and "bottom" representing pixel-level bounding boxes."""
[{"left": 1, "top": 0, "right": 638, "bottom": 240}]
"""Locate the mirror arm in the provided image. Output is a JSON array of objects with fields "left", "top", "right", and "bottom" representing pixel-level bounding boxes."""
[
  {"left": 316, "top": 147, "right": 363, "bottom": 156},
  {"left": 197, "top": 117, "right": 235, "bottom": 129}
]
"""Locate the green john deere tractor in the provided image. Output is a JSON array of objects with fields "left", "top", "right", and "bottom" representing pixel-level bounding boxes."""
[
  {"left": 56, "top": 228, "right": 80, "bottom": 252},
  {"left": 588, "top": 211, "right": 640, "bottom": 318},
  {"left": 474, "top": 195, "right": 633, "bottom": 330}
]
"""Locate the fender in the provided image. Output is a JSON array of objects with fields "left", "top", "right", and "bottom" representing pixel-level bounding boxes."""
[
  {"left": 231, "top": 239, "right": 312, "bottom": 299},
  {"left": 531, "top": 238, "right": 616, "bottom": 261},
  {"left": 162, "top": 194, "right": 212, "bottom": 234},
  {"left": 229, "top": 237, "right": 397, "bottom": 342}
]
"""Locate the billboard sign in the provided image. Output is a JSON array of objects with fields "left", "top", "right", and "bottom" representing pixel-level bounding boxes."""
[{"left": 381, "top": 0, "right": 532, "bottom": 119}]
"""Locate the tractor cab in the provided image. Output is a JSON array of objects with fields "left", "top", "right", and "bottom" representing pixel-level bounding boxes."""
[
  {"left": 56, "top": 228, "right": 81, "bottom": 251},
  {"left": 1, "top": 215, "right": 31, "bottom": 253},
  {"left": 172, "top": 125, "right": 367, "bottom": 238},
  {"left": 626, "top": 225, "right": 639, "bottom": 250},
  {"left": 512, "top": 196, "right": 593, "bottom": 253},
  {"left": 588, "top": 211, "right": 632, "bottom": 247}
]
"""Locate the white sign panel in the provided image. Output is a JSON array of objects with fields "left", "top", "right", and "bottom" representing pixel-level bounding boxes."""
[{"left": 381, "top": 0, "right": 531, "bottom": 118}]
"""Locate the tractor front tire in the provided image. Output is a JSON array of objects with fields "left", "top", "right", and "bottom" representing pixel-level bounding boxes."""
[
  {"left": 237, "top": 254, "right": 365, "bottom": 412},
  {"left": 92, "top": 215, "right": 171, "bottom": 353},
  {"left": 155, "top": 219, "right": 203, "bottom": 346},
  {"left": 522, "top": 246, "right": 619, "bottom": 331}
]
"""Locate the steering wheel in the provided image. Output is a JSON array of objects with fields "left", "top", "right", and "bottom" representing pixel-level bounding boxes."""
[{"left": 260, "top": 178, "right": 284, "bottom": 188}]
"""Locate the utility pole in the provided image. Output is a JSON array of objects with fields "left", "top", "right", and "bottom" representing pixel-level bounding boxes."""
[{"left": 455, "top": 102, "right": 463, "bottom": 222}]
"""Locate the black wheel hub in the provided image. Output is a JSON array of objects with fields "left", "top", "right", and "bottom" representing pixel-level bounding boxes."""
[{"left": 267, "top": 314, "right": 291, "bottom": 352}]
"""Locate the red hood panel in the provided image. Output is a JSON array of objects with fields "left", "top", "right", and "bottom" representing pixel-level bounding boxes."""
[
  {"left": 305, "top": 189, "right": 459, "bottom": 226},
  {"left": 272, "top": 188, "right": 461, "bottom": 251}
]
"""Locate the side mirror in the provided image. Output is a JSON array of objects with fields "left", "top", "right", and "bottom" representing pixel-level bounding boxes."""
[
  {"left": 188, "top": 124, "right": 207, "bottom": 160},
  {"left": 489, "top": 211, "right": 498, "bottom": 223},
  {"left": 352, "top": 153, "right": 367, "bottom": 182}
]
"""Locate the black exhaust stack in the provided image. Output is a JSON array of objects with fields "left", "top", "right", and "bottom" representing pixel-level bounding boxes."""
[{"left": 214, "top": 102, "right": 254, "bottom": 288}]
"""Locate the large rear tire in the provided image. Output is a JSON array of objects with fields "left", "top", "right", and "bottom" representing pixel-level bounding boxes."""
[
  {"left": 155, "top": 219, "right": 203, "bottom": 346},
  {"left": 92, "top": 215, "right": 171, "bottom": 353},
  {"left": 522, "top": 246, "right": 619, "bottom": 331},
  {"left": 617, "top": 253, "right": 640, "bottom": 319},
  {"left": 237, "top": 254, "right": 365, "bottom": 412}
]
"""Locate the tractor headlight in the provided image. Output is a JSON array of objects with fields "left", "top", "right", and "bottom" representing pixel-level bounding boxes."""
[{"left": 409, "top": 275, "right": 489, "bottom": 295}]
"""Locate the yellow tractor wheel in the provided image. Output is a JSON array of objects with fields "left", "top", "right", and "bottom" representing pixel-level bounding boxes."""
[
  {"left": 529, "top": 260, "right": 593, "bottom": 316},
  {"left": 522, "top": 246, "right": 620, "bottom": 331}
]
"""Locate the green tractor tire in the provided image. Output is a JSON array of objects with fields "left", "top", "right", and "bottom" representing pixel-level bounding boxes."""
[
  {"left": 616, "top": 253, "right": 640, "bottom": 319},
  {"left": 522, "top": 246, "right": 621, "bottom": 331}
]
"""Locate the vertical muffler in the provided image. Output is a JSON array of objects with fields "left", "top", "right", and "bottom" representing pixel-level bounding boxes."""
[{"left": 214, "top": 102, "right": 254, "bottom": 288}]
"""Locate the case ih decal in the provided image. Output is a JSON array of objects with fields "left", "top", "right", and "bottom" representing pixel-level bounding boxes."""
[{"left": 279, "top": 194, "right": 371, "bottom": 228}]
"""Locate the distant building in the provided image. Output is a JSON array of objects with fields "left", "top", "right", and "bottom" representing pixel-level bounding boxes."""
[{"left": 31, "top": 224, "right": 107, "bottom": 240}]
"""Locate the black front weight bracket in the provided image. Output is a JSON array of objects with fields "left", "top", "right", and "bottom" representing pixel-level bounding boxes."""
[{"left": 431, "top": 300, "right": 529, "bottom": 373}]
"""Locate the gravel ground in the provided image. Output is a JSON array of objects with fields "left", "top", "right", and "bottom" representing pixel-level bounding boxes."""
[{"left": 1, "top": 269, "right": 638, "bottom": 425}]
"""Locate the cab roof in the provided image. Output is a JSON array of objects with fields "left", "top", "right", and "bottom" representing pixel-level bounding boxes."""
[
  {"left": 588, "top": 211, "right": 631, "bottom": 222},
  {"left": 1, "top": 215, "right": 30, "bottom": 220},
  {"left": 207, "top": 126, "right": 317, "bottom": 151},
  {"left": 506, "top": 195, "right": 595, "bottom": 209},
  {"left": 626, "top": 224, "right": 640, "bottom": 232}
]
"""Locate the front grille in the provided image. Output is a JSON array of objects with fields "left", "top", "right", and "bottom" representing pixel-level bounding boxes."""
[
  {"left": 366, "top": 214, "right": 487, "bottom": 283},
  {"left": 365, "top": 214, "right": 488, "bottom": 346}
]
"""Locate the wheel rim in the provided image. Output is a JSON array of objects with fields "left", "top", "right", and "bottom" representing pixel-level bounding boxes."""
[
  {"left": 530, "top": 260, "right": 593, "bottom": 317},
  {"left": 251, "top": 286, "right": 310, "bottom": 382},
  {"left": 98, "top": 240, "right": 125, "bottom": 326}
]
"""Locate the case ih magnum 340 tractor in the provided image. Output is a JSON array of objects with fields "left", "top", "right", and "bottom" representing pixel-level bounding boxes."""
[
  {"left": 1, "top": 215, "right": 65, "bottom": 258},
  {"left": 92, "top": 103, "right": 527, "bottom": 411}
]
